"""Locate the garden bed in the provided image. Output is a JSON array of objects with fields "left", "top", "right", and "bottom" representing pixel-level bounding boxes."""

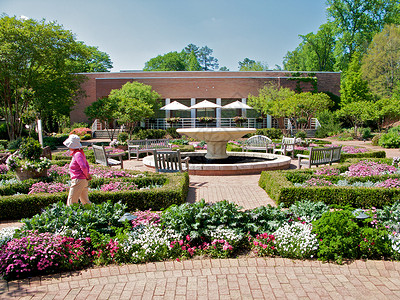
[
  {"left": 0, "top": 163, "right": 189, "bottom": 220},
  {"left": 259, "top": 157, "right": 400, "bottom": 208},
  {"left": 1, "top": 199, "right": 400, "bottom": 281}
]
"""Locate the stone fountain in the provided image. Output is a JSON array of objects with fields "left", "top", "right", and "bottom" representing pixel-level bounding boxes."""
[
  {"left": 177, "top": 128, "right": 256, "bottom": 159},
  {"left": 143, "top": 127, "right": 292, "bottom": 175}
]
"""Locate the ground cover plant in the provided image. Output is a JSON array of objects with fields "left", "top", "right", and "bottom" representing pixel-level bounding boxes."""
[
  {"left": 260, "top": 157, "right": 400, "bottom": 208},
  {"left": 2, "top": 199, "right": 400, "bottom": 281}
]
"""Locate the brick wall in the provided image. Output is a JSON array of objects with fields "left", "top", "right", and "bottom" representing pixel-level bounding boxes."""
[{"left": 71, "top": 71, "right": 341, "bottom": 123}]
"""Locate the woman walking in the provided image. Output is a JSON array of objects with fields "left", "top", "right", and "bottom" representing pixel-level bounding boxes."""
[{"left": 63, "top": 134, "right": 92, "bottom": 205}]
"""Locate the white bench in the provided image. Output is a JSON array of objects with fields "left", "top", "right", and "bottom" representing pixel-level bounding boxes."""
[
  {"left": 243, "top": 135, "right": 274, "bottom": 153},
  {"left": 153, "top": 149, "right": 190, "bottom": 173},
  {"left": 92, "top": 145, "right": 124, "bottom": 169},
  {"left": 272, "top": 137, "right": 298, "bottom": 158},
  {"left": 127, "top": 138, "right": 172, "bottom": 160},
  {"left": 297, "top": 146, "right": 342, "bottom": 169}
]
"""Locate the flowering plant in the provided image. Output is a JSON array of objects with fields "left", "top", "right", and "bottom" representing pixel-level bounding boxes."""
[
  {"left": 234, "top": 116, "right": 247, "bottom": 124},
  {"left": 344, "top": 160, "right": 397, "bottom": 177},
  {"left": 197, "top": 117, "right": 214, "bottom": 123},
  {"left": 69, "top": 127, "right": 92, "bottom": 139},
  {"left": 100, "top": 181, "right": 138, "bottom": 192},
  {"left": 166, "top": 117, "right": 181, "bottom": 124},
  {"left": 0, "top": 231, "right": 92, "bottom": 280},
  {"left": 5, "top": 138, "right": 51, "bottom": 173},
  {"left": 0, "top": 164, "right": 8, "bottom": 174},
  {"left": 28, "top": 182, "right": 69, "bottom": 194}
]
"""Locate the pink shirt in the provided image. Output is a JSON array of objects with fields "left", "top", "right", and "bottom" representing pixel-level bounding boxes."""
[{"left": 69, "top": 149, "right": 90, "bottom": 179}]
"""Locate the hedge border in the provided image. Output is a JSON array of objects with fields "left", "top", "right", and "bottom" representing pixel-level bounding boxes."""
[
  {"left": 0, "top": 172, "right": 189, "bottom": 220},
  {"left": 259, "top": 157, "right": 400, "bottom": 208}
]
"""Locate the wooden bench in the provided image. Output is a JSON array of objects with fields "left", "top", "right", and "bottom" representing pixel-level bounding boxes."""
[
  {"left": 243, "top": 135, "right": 274, "bottom": 153},
  {"left": 127, "top": 139, "right": 172, "bottom": 160},
  {"left": 272, "top": 137, "right": 297, "bottom": 158},
  {"left": 153, "top": 149, "right": 190, "bottom": 173},
  {"left": 92, "top": 145, "right": 124, "bottom": 169},
  {"left": 297, "top": 146, "right": 342, "bottom": 169}
]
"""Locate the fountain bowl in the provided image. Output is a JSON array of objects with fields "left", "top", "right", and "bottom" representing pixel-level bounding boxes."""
[{"left": 143, "top": 151, "right": 291, "bottom": 176}]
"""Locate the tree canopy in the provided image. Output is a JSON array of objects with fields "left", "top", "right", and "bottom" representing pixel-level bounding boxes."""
[
  {"left": 362, "top": 24, "right": 400, "bottom": 98},
  {"left": 108, "top": 82, "right": 161, "bottom": 138},
  {"left": 238, "top": 58, "right": 268, "bottom": 71},
  {"left": 0, "top": 15, "right": 113, "bottom": 139}
]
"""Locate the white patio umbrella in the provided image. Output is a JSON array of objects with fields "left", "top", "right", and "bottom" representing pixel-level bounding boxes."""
[
  {"left": 222, "top": 100, "right": 253, "bottom": 109},
  {"left": 190, "top": 100, "right": 221, "bottom": 117},
  {"left": 160, "top": 101, "right": 190, "bottom": 111}
]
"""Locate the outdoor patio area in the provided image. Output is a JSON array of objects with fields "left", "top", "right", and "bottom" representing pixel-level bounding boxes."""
[{"left": 1, "top": 138, "right": 400, "bottom": 299}]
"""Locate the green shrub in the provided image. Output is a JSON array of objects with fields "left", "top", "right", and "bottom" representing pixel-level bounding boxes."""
[
  {"left": 379, "top": 126, "right": 400, "bottom": 148},
  {"left": 7, "top": 138, "right": 22, "bottom": 150},
  {"left": 245, "top": 205, "right": 288, "bottom": 234},
  {"left": 133, "top": 129, "right": 166, "bottom": 140},
  {"left": 166, "top": 127, "right": 180, "bottom": 139},
  {"left": 0, "top": 123, "right": 9, "bottom": 140},
  {"left": 117, "top": 132, "right": 129, "bottom": 143},
  {"left": 371, "top": 134, "right": 381, "bottom": 146},
  {"left": 295, "top": 130, "right": 307, "bottom": 139},
  {"left": 312, "top": 210, "right": 361, "bottom": 263},
  {"left": 19, "top": 137, "right": 42, "bottom": 160},
  {"left": 340, "top": 150, "right": 386, "bottom": 161},
  {"left": 361, "top": 127, "right": 373, "bottom": 140},
  {"left": 255, "top": 128, "right": 283, "bottom": 139},
  {"left": 312, "top": 210, "right": 392, "bottom": 263}
]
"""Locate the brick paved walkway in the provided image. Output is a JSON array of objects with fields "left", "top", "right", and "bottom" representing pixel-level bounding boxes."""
[{"left": 1, "top": 139, "right": 400, "bottom": 299}]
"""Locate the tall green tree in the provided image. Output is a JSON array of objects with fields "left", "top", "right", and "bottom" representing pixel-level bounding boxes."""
[
  {"left": 198, "top": 46, "right": 219, "bottom": 71},
  {"left": 362, "top": 24, "right": 400, "bottom": 98},
  {"left": 284, "top": 23, "right": 336, "bottom": 71},
  {"left": 143, "top": 51, "right": 187, "bottom": 71},
  {"left": 238, "top": 58, "right": 268, "bottom": 71},
  {"left": 109, "top": 82, "right": 161, "bottom": 138},
  {"left": 68, "top": 42, "right": 113, "bottom": 73},
  {"left": 0, "top": 15, "right": 111, "bottom": 140},
  {"left": 340, "top": 53, "right": 372, "bottom": 106},
  {"left": 326, "top": 0, "right": 399, "bottom": 70}
]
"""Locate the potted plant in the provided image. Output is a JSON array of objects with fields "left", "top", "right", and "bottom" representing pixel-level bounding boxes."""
[
  {"left": 234, "top": 116, "right": 247, "bottom": 127},
  {"left": 166, "top": 117, "right": 181, "bottom": 124},
  {"left": 197, "top": 117, "right": 215, "bottom": 124},
  {"left": 6, "top": 137, "right": 51, "bottom": 181}
]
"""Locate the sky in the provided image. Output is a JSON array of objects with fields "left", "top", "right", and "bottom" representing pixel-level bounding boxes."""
[{"left": 2, "top": 0, "right": 329, "bottom": 72}]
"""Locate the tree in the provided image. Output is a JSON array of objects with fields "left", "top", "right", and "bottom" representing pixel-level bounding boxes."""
[
  {"left": 185, "top": 51, "right": 202, "bottom": 71},
  {"left": 284, "top": 23, "right": 336, "bottom": 71},
  {"left": 84, "top": 97, "right": 119, "bottom": 141},
  {"left": 109, "top": 82, "right": 161, "bottom": 138},
  {"left": 247, "top": 82, "right": 295, "bottom": 117},
  {"left": 0, "top": 15, "right": 110, "bottom": 140},
  {"left": 362, "top": 24, "right": 400, "bottom": 98},
  {"left": 340, "top": 53, "right": 372, "bottom": 106},
  {"left": 372, "top": 96, "right": 400, "bottom": 130},
  {"left": 326, "top": 0, "right": 399, "bottom": 70},
  {"left": 238, "top": 58, "right": 268, "bottom": 71},
  {"left": 336, "top": 100, "right": 375, "bottom": 136},
  {"left": 184, "top": 44, "right": 200, "bottom": 57},
  {"left": 198, "top": 46, "right": 219, "bottom": 71},
  {"left": 143, "top": 51, "right": 187, "bottom": 71},
  {"left": 219, "top": 66, "right": 229, "bottom": 71},
  {"left": 67, "top": 42, "right": 113, "bottom": 73}
]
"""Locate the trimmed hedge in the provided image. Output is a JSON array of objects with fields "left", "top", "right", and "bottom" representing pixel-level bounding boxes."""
[
  {"left": 0, "top": 172, "right": 189, "bottom": 220},
  {"left": 259, "top": 158, "right": 400, "bottom": 208},
  {"left": 340, "top": 150, "right": 386, "bottom": 161}
]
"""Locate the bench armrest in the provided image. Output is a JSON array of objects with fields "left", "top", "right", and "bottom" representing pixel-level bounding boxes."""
[{"left": 296, "top": 154, "right": 309, "bottom": 159}]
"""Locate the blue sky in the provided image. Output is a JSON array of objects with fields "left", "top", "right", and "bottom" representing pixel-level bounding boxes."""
[{"left": 2, "top": 0, "right": 329, "bottom": 72}]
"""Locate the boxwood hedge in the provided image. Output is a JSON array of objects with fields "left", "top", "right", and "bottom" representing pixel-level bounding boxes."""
[
  {"left": 259, "top": 157, "right": 400, "bottom": 208},
  {"left": 0, "top": 172, "right": 189, "bottom": 221}
]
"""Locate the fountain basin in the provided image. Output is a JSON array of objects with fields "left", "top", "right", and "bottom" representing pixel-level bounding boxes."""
[
  {"left": 177, "top": 128, "right": 256, "bottom": 160},
  {"left": 143, "top": 152, "right": 291, "bottom": 175}
]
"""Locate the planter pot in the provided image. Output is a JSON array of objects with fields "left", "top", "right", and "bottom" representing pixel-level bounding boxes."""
[{"left": 15, "top": 168, "right": 48, "bottom": 181}]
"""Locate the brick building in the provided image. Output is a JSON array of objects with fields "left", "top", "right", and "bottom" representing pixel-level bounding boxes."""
[{"left": 71, "top": 71, "right": 340, "bottom": 129}]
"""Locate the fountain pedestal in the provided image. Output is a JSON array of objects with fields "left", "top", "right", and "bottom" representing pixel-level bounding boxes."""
[{"left": 177, "top": 128, "right": 256, "bottom": 159}]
